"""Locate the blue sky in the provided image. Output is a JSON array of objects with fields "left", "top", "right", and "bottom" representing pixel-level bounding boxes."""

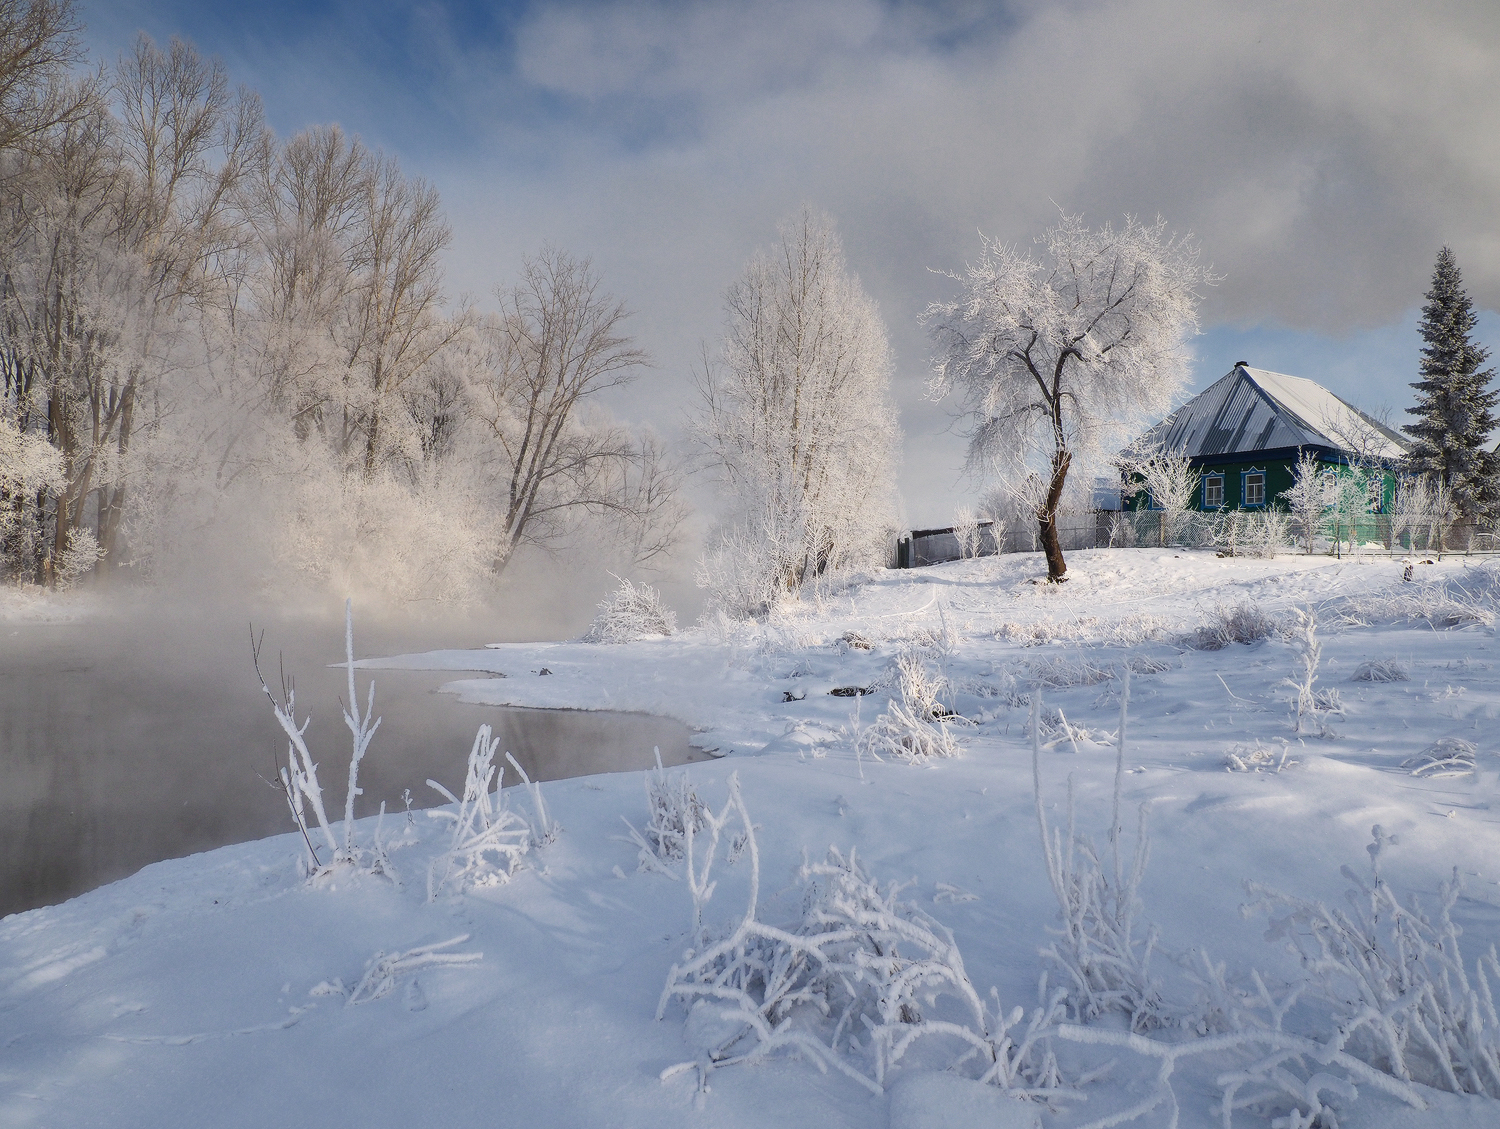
[{"left": 81, "top": 0, "right": 1500, "bottom": 525}]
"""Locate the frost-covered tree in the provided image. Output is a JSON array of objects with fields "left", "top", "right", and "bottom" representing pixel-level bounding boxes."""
[
  {"left": 1279, "top": 450, "right": 1335, "bottom": 555},
  {"left": 1402, "top": 247, "right": 1498, "bottom": 523},
  {"left": 695, "top": 208, "right": 898, "bottom": 613},
  {"left": 926, "top": 213, "right": 1209, "bottom": 581},
  {"left": 1125, "top": 446, "right": 1198, "bottom": 545}
]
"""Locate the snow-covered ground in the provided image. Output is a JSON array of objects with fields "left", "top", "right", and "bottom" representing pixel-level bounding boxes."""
[{"left": 5, "top": 549, "right": 1500, "bottom": 1128}]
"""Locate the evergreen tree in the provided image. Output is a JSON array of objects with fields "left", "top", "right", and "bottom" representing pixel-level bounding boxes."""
[{"left": 1402, "top": 247, "right": 1498, "bottom": 521}]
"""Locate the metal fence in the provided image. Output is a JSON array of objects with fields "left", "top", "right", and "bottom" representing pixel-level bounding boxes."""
[{"left": 894, "top": 511, "right": 1500, "bottom": 568}]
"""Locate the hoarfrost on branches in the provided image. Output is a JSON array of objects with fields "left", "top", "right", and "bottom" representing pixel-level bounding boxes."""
[
  {"left": 581, "top": 575, "right": 676, "bottom": 643},
  {"left": 926, "top": 212, "right": 1210, "bottom": 581},
  {"left": 425, "top": 725, "right": 532, "bottom": 899},
  {"left": 656, "top": 775, "right": 1080, "bottom": 1104},
  {"left": 694, "top": 208, "right": 899, "bottom": 617}
]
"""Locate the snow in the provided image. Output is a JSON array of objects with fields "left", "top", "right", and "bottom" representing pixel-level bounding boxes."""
[{"left": 6, "top": 548, "right": 1500, "bottom": 1127}]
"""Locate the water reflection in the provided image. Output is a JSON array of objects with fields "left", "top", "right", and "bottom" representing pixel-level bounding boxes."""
[{"left": 0, "top": 611, "right": 700, "bottom": 917}]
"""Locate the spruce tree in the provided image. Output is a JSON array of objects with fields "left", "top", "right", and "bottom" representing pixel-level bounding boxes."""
[{"left": 1402, "top": 247, "right": 1498, "bottom": 521}]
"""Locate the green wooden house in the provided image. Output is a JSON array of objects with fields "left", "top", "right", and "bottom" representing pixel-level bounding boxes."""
[{"left": 1126, "top": 362, "right": 1408, "bottom": 515}]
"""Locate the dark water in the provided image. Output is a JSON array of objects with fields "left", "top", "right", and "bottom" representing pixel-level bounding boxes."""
[{"left": 0, "top": 606, "right": 702, "bottom": 917}]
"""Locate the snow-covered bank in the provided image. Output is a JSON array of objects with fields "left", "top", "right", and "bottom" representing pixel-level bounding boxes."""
[{"left": 6, "top": 549, "right": 1500, "bottom": 1127}]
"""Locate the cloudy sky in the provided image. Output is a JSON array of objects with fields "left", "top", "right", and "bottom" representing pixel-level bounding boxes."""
[{"left": 82, "top": 0, "right": 1500, "bottom": 526}]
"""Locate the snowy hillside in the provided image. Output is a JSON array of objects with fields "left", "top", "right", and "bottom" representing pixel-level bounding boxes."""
[{"left": 5, "top": 549, "right": 1500, "bottom": 1128}]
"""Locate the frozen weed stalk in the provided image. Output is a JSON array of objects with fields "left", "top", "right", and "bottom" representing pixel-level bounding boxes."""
[
  {"left": 1032, "top": 670, "right": 1163, "bottom": 1031},
  {"left": 252, "top": 598, "right": 384, "bottom": 876},
  {"left": 657, "top": 775, "right": 1080, "bottom": 1105},
  {"left": 425, "top": 725, "right": 532, "bottom": 899},
  {"left": 1283, "top": 606, "right": 1340, "bottom": 737},
  {"left": 619, "top": 747, "right": 708, "bottom": 874},
  {"left": 855, "top": 644, "right": 968, "bottom": 763}
]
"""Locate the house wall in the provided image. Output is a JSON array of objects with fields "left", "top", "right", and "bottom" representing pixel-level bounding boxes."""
[{"left": 1127, "top": 452, "right": 1397, "bottom": 514}]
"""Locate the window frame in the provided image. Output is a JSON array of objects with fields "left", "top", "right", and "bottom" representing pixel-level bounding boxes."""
[
  {"left": 1202, "top": 473, "right": 1225, "bottom": 510},
  {"left": 1241, "top": 467, "right": 1267, "bottom": 508}
]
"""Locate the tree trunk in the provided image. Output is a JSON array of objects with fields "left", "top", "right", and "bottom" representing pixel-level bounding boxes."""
[
  {"left": 96, "top": 378, "right": 137, "bottom": 573},
  {"left": 1036, "top": 450, "right": 1071, "bottom": 582}
]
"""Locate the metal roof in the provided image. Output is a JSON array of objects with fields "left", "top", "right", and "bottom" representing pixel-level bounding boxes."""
[{"left": 1134, "top": 365, "right": 1408, "bottom": 463}]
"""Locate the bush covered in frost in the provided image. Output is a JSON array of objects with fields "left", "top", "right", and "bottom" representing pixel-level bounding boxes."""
[
  {"left": 1352, "top": 658, "right": 1409, "bottom": 682},
  {"left": 856, "top": 647, "right": 967, "bottom": 763},
  {"left": 657, "top": 776, "right": 1079, "bottom": 1104},
  {"left": 1186, "top": 600, "right": 1278, "bottom": 650},
  {"left": 582, "top": 576, "right": 677, "bottom": 643},
  {"left": 619, "top": 749, "right": 709, "bottom": 873}
]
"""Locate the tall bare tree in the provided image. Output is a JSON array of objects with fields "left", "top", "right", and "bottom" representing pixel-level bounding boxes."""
[
  {"left": 342, "top": 153, "right": 458, "bottom": 477},
  {"left": 471, "top": 247, "right": 680, "bottom": 571},
  {"left": 0, "top": 0, "right": 94, "bottom": 153}
]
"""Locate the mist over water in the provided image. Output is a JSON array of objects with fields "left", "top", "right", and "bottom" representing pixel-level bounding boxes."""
[{"left": 0, "top": 580, "right": 702, "bottom": 918}]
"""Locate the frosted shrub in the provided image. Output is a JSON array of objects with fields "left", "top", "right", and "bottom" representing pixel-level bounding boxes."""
[
  {"left": 1024, "top": 654, "right": 1114, "bottom": 689},
  {"left": 1246, "top": 508, "right": 1289, "bottom": 557},
  {"left": 582, "top": 575, "right": 677, "bottom": 643},
  {"left": 425, "top": 725, "right": 532, "bottom": 899},
  {"left": 1222, "top": 739, "right": 1294, "bottom": 773},
  {"left": 953, "top": 505, "right": 980, "bottom": 559},
  {"left": 1130, "top": 447, "right": 1199, "bottom": 545},
  {"left": 620, "top": 748, "right": 709, "bottom": 873},
  {"left": 695, "top": 527, "right": 783, "bottom": 619},
  {"left": 274, "top": 461, "right": 503, "bottom": 605},
  {"left": 856, "top": 647, "right": 966, "bottom": 763},
  {"left": 1328, "top": 586, "right": 1494, "bottom": 630},
  {"left": 1403, "top": 737, "right": 1477, "bottom": 777},
  {"left": 1032, "top": 678, "right": 1163, "bottom": 1031},
  {"left": 1245, "top": 825, "right": 1500, "bottom": 1098},
  {"left": 657, "top": 776, "right": 1078, "bottom": 1103},
  {"left": 1352, "top": 658, "right": 1409, "bottom": 682},
  {"left": 53, "top": 525, "right": 105, "bottom": 589},
  {"left": 1186, "top": 600, "right": 1277, "bottom": 649}
]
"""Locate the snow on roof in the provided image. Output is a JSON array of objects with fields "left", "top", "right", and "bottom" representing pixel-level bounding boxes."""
[{"left": 1136, "top": 364, "right": 1408, "bottom": 462}]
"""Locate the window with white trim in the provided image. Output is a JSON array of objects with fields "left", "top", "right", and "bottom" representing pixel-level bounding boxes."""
[
  {"left": 1203, "top": 474, "right": 1224, "bottom": 509},
  {"left": 1242, "top": 468, "right": 1266, "bottom": 507}
]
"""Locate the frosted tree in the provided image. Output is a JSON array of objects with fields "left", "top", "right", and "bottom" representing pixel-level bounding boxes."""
[
  {"left": 1125, "top": 446, "right": 1198, "bottom": 545},
  {"left": 1279, "top": 450, "right": 1336, "bottom": 555},
  {"left": 694, "top": 208, "right": 899, "bottom": 613},
  {"left": 926, "top": 213, "right": 1209, "bottom": 581},
  {"left": 952, "top": 505, "right": 979, "bottom": 559},
  {"left": 1402, "top": 247, "right": 1498, "bottom": 525}
]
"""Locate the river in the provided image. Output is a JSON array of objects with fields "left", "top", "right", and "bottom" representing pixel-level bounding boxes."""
[{"left": 0, "top": 599, "right": 700, "bottom": 916}]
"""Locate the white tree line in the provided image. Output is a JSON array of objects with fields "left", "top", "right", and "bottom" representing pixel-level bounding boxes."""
[{"left": 0, "top": 11, "right": 682, "bottom": 600}]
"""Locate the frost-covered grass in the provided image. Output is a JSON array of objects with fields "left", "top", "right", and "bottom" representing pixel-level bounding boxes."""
[{"left": 8, "top": 548, "right": 1500, "bottom": 1128}]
